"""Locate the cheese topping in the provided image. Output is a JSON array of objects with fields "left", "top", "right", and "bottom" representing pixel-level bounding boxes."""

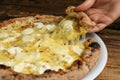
[
  {"left": 22, "top": 35, "right": 35, "bottom": 42},
  {"left": 34, "top": 22, "right": 44, "bottom": 29},
  {"left": 45, "top": 24, "right": 56, "bottom": 31},
  {"left": 0, "top": 32, "right": 9, "bottom": 38},
  {"left": 72, "top": 46, "right": 83, "bottom": 55},
  {"left": 0, "top": 15, "right": 88, "bottom": 74},
  {"left": 22, "top": 28, "right": 34, "bottom": 35},
  {"left": 7, "top": 47, "right": 23, "bottom": 55},
  {"left": 3, "top": 37, "right": 16, "bottom": 42}
]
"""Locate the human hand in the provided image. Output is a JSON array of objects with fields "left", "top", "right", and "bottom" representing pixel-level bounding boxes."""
[{"left": 75, "top": 0, "right": 120, "bottom": 33}]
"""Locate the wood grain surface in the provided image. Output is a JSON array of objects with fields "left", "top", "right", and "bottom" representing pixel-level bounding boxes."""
[{"left": 0, "top": 0, "right": 120, "bottom": 80}]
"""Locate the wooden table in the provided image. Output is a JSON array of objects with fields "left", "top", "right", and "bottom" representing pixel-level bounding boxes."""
[{"left": 0, "top": 0, "right": 120, "bottom": 80}]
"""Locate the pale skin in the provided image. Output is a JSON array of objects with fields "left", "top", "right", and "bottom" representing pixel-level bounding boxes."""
[{"left": 75, "top": 0, "right": 120, "bottom": 33}]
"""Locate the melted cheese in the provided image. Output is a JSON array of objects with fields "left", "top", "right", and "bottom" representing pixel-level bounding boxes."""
[
  {"left": 71, "top": 46, "right": 83, "bottom": 55},
  {"left": 45, "top": 24, "right": 56, "bottom": 31},
  {"left": 0, "top": 32, "right": 9, "bottom": 38},
  {"left": 7, "top": 47, "right": 23, "bottom": 55},
  {"left": 22, "top": 28, "right": 34, "bottom": 35},
  {"left": 22, "top": 35, "right": 35, "bottom": 42},
  {"left": 0, "top": 15, "right": 87, "bottom": 75},
  {"left": 34, "top": 22, "right": 44, "bottom": 29},
  {"left": 3, "top": 37, "right": 16, "bottom": 42}
]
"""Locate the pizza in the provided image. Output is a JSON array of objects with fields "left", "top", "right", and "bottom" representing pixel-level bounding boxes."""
[{"left": 0, "top": 6, "right": 100, "bottom": 80}]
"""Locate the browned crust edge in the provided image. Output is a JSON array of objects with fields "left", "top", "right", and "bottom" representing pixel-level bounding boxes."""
[
  {"left": 0, "top": 15, "right": 100, "bottom": 80},
  {"left": 0, "top": 15, "right": 63, "bottom": 28}
]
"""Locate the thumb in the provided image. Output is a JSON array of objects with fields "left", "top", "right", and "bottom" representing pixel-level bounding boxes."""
[{"left": 75, "top": 0, "right": 96, "bottom": 11}]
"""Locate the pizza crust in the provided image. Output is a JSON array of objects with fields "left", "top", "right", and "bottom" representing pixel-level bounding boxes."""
[
  {"left": 0, "top": 61, "right": 89, "bottom": 80},
  {"left": 66, "top": 6, "right": 94, "bottom": 30},
  {"left": 0, "top": 15, "right": 63, "bottom": 29},
  {"left": 0, "top": 14, "right": 100, "bottom": 80}
]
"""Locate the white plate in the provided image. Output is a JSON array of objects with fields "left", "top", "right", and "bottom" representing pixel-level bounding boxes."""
[{"left": 82, "top": 33, "right": 108, "bottom": 80}]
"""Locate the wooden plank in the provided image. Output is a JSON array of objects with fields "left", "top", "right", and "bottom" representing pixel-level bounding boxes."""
[{"left": 96, "top": 29, "right": 120, "bottom": 80}]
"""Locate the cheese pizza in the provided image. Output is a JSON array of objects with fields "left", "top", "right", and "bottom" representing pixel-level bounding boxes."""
[{"left": 0, "top": 6, "right": 100, "bottom": 80}]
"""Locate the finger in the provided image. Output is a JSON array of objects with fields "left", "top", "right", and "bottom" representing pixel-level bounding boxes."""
[
  {"left": 92, "top": 21, "right": 97, "bottom": 26},
  {"left": 86, "top": 8, "right": 105, "bottom": 16},
  {"left": 89, "top": 13, "right": 113, "bottom": 25},
  {"left": 88, "top": 15, "right": 113, "bottom": 33},
  {"left": 89, "top": 23, "right": 106, "bottom": 33},
  {"left": 74, "top": 0, "right": 96, "bottom": 11},
  {"left": 108, "top": 1, "right": 120, "bottom": 21},
  {"left": 89, "top": 14, "right": 102, "bottom": 22},
  {"left": 97, "top": 15, "right": 113, "bottom": 25}
]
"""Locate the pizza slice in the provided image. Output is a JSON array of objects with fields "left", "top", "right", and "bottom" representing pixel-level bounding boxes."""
[{"left": 0, "top": 6, "right": 100, "bottom": 80}]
